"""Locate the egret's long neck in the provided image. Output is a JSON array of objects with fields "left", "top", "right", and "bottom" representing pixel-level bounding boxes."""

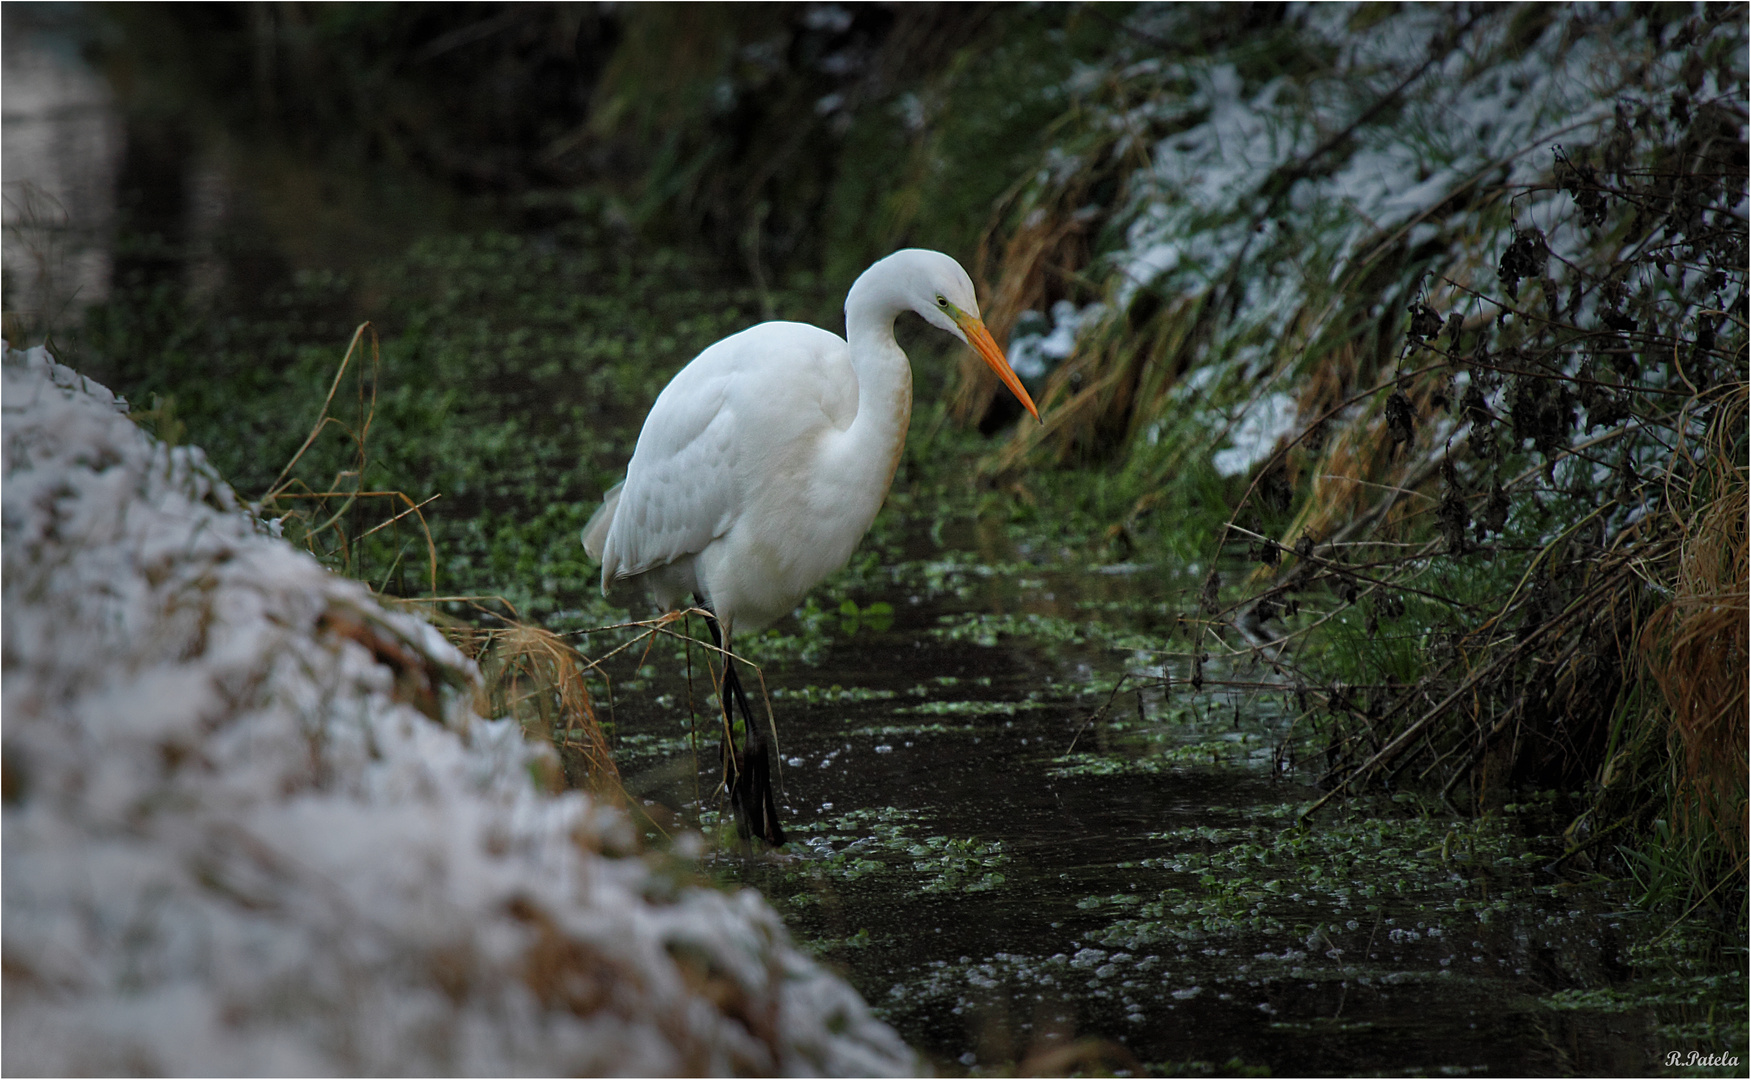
[{"left": 830, "top": 281, "right": 914, "bottom": 514}]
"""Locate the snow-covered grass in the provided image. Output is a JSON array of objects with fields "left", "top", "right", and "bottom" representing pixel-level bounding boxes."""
[
  {"left": 991, "top": 3, "right": 1744, "bottom": 480},
  {"left": 1, "top": 343, "right": 916, "bottom": 1076}
]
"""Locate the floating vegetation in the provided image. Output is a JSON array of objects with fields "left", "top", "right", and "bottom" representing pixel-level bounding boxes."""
[
  {"left": 614, "top": 731, "right": 700, "bottom": 762},
  {"left": 1090, "top": 806, "right": 1550, "bottom": 945},
  {"left": 772, "top": 684, "right": 902, "bottom": 705},
  {"left": 842, "top": 723, "right": 976, "bottom": 740},
  {"left": 735, "top": 805, "right": 1018, "bottom": 909},
  {"left": 1048, "top": 740, "right": 1262, "bottom": 777},
  {"left": 892, "top": 698, "right": 1052, "bottom": 718},
  {"left": 866, "top": 795, "right": 1746, "bottom": 1073},
  {"left": 907, "top": 836, "right": 1012, "bottom": 896},
  {"left": 929, "top": 611, "right": 1159, "bottom": 652}
]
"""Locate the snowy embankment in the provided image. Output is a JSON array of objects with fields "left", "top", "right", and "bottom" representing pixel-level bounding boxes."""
[
  {"left": 1008, "top": 5, "right": 1742, "bottom": 476},
  {"left": 0, "top": 344, "right": 915, "bottom": 1077}
]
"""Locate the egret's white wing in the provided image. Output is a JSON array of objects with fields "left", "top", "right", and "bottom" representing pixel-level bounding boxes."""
[
  {"left": 600, "top": 368, "right": 740, "bottom": 584},
  {"left": 593, "top": 321, "right": 855, "bottom": 606}
]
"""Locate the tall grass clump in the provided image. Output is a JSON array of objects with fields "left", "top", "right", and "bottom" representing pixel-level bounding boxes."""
[{"left": 973, "top": 5, "right": 1747, "bottom": 926}]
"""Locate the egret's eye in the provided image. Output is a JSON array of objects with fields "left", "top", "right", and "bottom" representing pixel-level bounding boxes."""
[{"left": 936, "top": 295, "right": 948, "bottom": 307}]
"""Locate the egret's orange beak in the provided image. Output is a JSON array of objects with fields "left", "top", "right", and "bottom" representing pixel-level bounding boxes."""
[{"left": 957, "top": 313, "right": 1041, "bottom": 422}]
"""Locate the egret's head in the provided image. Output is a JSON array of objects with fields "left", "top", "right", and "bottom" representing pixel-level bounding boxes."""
[
  {"left": 863, "top": 248, "right": 1041, "bottom": 421},
  {"left": 894, "top": 249, "right": 981, "bottom": 340}
]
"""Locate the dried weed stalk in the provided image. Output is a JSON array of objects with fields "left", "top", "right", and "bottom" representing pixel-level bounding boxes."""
[
  {"left": 257, "top": 322, "right": 442, "bottom": 596},
  {"left": 1638, "top": 391, "right": 1748, "bottom": 868}
]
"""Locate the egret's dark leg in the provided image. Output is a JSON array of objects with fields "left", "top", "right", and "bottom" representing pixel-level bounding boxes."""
[{"left": 697, "top": 597, "right": 786, "bottom": 845}]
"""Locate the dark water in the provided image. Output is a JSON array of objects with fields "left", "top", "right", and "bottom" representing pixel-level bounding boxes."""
[
  {"left": 9, "top": 13, "right": 1742, "bottom": 1075},
  {"left": 602, "top": 524, "right": 1708, "bottom": 1076}
]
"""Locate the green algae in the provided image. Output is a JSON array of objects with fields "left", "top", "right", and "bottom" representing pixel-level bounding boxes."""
[
  {"left": 771, "top": 684, "right": 904, "bottom": 705},
  {"left": 777, "top": 807, "right": 1013, "bottom": 898},
  {"left": 1048, "top": 739, "right": 1265, "bottom": 777},
  {"left": 894, "top": 699, "right": 1053, "bottom": 718},
  {"left": 843, "top": 723, "right": 977, "bottom": 739},
  {"left": 929, "top": 611, "right": 1160, "bottom": 651}
]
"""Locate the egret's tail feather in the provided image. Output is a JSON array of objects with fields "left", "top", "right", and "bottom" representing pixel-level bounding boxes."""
[{"left": 580, "top": 481, "right": 623, "bottom": 562}]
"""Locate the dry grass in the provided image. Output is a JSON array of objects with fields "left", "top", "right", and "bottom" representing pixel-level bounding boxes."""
[
  {"left": 958, "top": 75, "right": 1153, "bottom": 436},
  {"left": 479, "top": 621, "right": 620, "bottom": 792},
  {"left": 961, "top": 170, "right": 1104, "bottom": 427},
  {"left": 985, "top": 295, "right": 1210, "bottom": 479},
  {"left": 257, "top": 322, "right": 441, "bottom": 595},
  {"left": 1641, "top": 385, "right": 1749, "bottom": 867},
  {"left": 405, "top": 598, "right": 784, "bottom": 820},
  {"left": 568, "top": 607, "right": 783, "bottom": 795}
]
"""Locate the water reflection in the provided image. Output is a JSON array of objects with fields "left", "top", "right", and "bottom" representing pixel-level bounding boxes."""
[
  {"left": 2, "top": 5, "right": 120, "bottom": 335},
  {"left": 2, "top": 8, "right": 465, "bottom": 358}
]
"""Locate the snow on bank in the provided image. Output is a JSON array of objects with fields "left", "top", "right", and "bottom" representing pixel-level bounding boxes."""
[
  {"left": 0, "top": 344, "right": 916, "bottom": 1076},
  {"left": 1025, "top": 5, "right": 1744, "bottom": 472}
]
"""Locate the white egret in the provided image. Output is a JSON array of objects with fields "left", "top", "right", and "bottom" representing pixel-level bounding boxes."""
[{"left": 582, "top": 248, "right": 1039, "bottom": 844}]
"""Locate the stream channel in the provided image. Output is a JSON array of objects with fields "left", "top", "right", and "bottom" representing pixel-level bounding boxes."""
[
  {"left": 6, "top": 9, "right": 1741, "bottom": 1073},
  {"left": 597, "top": 517, "right": 1709, "bottom": 1076}
]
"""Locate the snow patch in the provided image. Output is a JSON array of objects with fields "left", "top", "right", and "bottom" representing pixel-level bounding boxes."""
[
  {"left": 1212, "top": 393, "right": 1301, "bottom": 478},
  {"left": 0, "top": 344, "right": 915, "bottom": 1077},
  {"left": 1008, "top": 299, "right": 1106, "bottom": 378}
]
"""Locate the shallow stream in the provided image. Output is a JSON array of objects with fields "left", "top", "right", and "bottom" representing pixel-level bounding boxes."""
[{"left": 596, "top": 521, "right": 1738, "bottom": 1076}]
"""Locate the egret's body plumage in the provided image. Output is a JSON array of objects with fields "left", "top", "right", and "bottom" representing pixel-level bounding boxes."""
[
  {"left": 583, "top": 249, "right": 1037, "bottom": 842},
  {"left": 589, "top": 320, "right": 901, "bottom": 632}
]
